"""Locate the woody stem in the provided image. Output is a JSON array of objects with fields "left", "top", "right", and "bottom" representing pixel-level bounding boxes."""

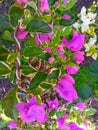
[{"left": 13, "top": 26, "right": 21, "bottom": 89}]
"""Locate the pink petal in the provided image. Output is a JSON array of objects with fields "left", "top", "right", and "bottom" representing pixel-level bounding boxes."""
[
  {"left": 41, "top": 0, "right": 49, "bottom": 12},
  {"left": 17, "top": 31, "right": 28, "bottom": 40},
  {"left": 48, "top": 57, "right": 54, "bottom": 63},
  {"left": 66, "top": 31, "right": 85, "bottom": 52},
  {"left": 66, "top": 65, "right": 79, "bottom": 74},
  {"left": 62, "top": 14, "right": 70, "bottom": 20},
  {"left": 73, "top": 51, "right": 84, "bottom": 64},
  {"left": 76, "top": 101, "right": 86, "bottom": 111},
  {"left": 8, "top": 120, "right": 17, "bottom": 129}
]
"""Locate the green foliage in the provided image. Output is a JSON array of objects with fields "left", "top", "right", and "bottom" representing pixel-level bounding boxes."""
[
  {"left": 28, "top": 72, "right": 47, "bottom": 91},
  {"left": 21, "top": 65, "right": 36, "bottom": 75},
  {"left": 61, "top": 26, "right": 72, "bottom": 36},
  {"left": 23, "top": 45, "right": 43, "bottom": 57},
  {"left": 74, "top": 60, "right": 98, "bottom": 98},
  {"left": 9, "top": 5, "right": 24, "bottom": 27},
  {"left": 27, "top": 1, "right": 37, "bottom": 11},
  {"left": 2, "top": 88, "right": 18, "bottom": 119},
  {"left": 2, "top": 30, "right": 13, "bottom": 41},
  {"left": 26, "top": 19, "right": 52, "bottom": 33},
  {"left": 77, "top": 85, "right": 92, "bottom": 99},
  {"left": 65, "top": 0, "right": 77, "bottom": 10},
  {"left": 48, "top": 69, "right": 60, "bottom": 80},
  {"left": 7, "top": 52, "right": 18, "bottom": 63},
  {"left": 40, "top": 82, "right": 53, "bottom": 89},
  {"left": 0, "top": 61, "right": 11, "bottom": 75},
  {"left": 84, "top": 108, "right": 97, "bottom": 116},
  {"left": 0, "top": 46, "right": 9, "bottom": 61}
]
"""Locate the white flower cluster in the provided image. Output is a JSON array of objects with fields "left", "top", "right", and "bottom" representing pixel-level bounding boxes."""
[
  {"left": 73, "top": 5, "right": 98, "bottom": 60},
  {"left": 84, "top": 35, "right": 97, "bottom": 60},
  {"left": 73, "top": 6, "right": 97, "bottom": 33}
]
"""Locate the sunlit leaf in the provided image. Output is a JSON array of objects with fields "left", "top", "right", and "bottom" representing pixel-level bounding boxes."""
[
  {"left": 9, "top": 5, "right": 24, "bottom": 27},
  {"left": 28, "top": 72, "right": 47, "bottom": 90},
  {"left": 2, "top": 88, "right": 18, "bottom": 119},
  {"left": 0, "top": 61, "right": 11, "bottom": 75}
]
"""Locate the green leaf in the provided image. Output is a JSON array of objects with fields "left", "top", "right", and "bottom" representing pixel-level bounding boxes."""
[
  {"left": 56, "top": 111, "right": 64, "bottom": 118},
  {"left": 49, "top": 110, "right": 56, "bottom": 116},
  {"left": 0, "top": 46, "right": 9, "bottom": 61},
  {"left": 65, "top": 0, "right": 77, "bottom": 10},
  {"left": 7, "top": 52, "right": 18, "bottom": 63},
  {"left": 77, "top": 86, "right": 92, "bottom": 99},
  {"left": 90, "top": 60, "right": 98, "bottom": 74},
  {"left": 48, "top": 69, "right": 60, "bottom": 80},
  {"left": 0, "top": 61, "right": 11, "bottom": 75},
  {"left": 26, "top": 19, "right": 52, "bottom": 33},
  {"left": 61, "top": 26, "right": 72, "bottom": 36},
  {"left": 21, "top": 65, "right": 36, "bottom": 75},
  {"left": 40, "top": 82, "right": 53, "bottom": 89},
  {"left": 28, "top": 72, "right": 47, "bottom": 90},
  {"left": 2, "top": 88, "right": 18, "bottom": 119},
  {"left": 9, "top": 5, "right": 24, "bottom": 27},
  {"left": 2, "top": 30, "right": 13, "bottom": 41},
  {"left": 23, "top": 46, "right": 43, "bottom": 57},
  {"left": 85, "top": 108, "right": 97, "bottom": 116},
  {"left": 27, "top": 1, "right": 37, "bottom": 11},
  {"left": 31, "top": 87, "right": 43, "bottom": 95},
  {"left": 76, "top": 116, "right": 82, "bottom": 125}
]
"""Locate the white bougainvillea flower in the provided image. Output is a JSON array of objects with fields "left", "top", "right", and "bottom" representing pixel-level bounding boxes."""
[
  {"left": 73, "top": 22, "right": 80, "bottom": 29},
  {"left": 73, "top": 6, "right": 97, "bottom": 33},
  {"left": 84, "top": 35, "right": 97, "bottom": 52},
  {"left": 92, "top": 53, "right": 97, "bottom": 60}
]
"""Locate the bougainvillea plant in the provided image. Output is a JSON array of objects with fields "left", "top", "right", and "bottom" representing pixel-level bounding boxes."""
[{"left": 0, "top": 0, "right": 98, "bottom": 129}]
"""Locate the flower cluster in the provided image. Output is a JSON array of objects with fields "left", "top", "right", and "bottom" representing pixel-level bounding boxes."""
[
  {"left": 73, "top": 3, "right": 98, "bottom": 60},
  {"left": 5, "top": 0, "right": 98, "bottom": 129},
  {"left": 8, "top": 96, "right": 87, "bottom": 130}
]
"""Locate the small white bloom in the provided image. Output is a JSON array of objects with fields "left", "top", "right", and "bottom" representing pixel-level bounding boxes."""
[
  {"left": 84, "top": 35, "right": 97, "bottom": 52},
  {"left": 81, "top": 22, "right": 89, "bottom": 33},
  {"left": 92, "top": 53, "right": 97, "bottom": 60},
  {"left": 88, "top": 36, "right": 97, "bottom": 46},
  {"left": 80, "top": 6, "right": 86, "bottom": 16},
  {"left": 87, "top": 12, "right": 97, "bottom": 21},
  {"left": 73, "top": 22, "right": 80, "bottom": 29}
]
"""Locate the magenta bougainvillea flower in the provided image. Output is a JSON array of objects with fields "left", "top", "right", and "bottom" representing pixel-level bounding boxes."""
[
  {"left": 15, "top": 96, "right": 48, "bottom": 123},
  {"left": 15, "top": 102, "right": 34, "bottom": 122},
  {"left": 17, "top": 27, "right": 28, "bottom": 40},
  {"left": 73, "top": 51, "right": 85, "bottom": 64},
  {"left": 16, "top": 0, "right": 28, "bottom": 4},
  {"left": 76, "top": 101, "right": 86, "bottom": 111},
  {"left": 57, "top": 113, "right": 67, "bottom": 129},
  {"left": 41, "top": 0, "right": 49, "bottom": 12},
  {"left": 57, "top": 25, "right": 61, "bottom": 30},
  {"left": 57, "top": 117, "right": 66, "bottom": 129},
  {"left": 27, "top": 104, "right": 48, "bottom": 123},
  {"left": 62, "top": 14, "right": 70, "bottom": 20},
  {"left": 35, "top": 33, "right": 52, "bottom": 45},
  {"left": 56, "top": 74, "right": 78, "bottom": 103},
  {"left": 59, "top": 74, "right": 75, "bottom": 85},
  {"left": 66, "top": 31, "right": 85, "bottom": 52},
  {"left": 66, "top": 65, "right": 79, "bottom": 74},
  {"left": 63, "top": 0, "right": 69, "bottom": 6},
  {"left": 68, "top": 122, "right": 84, "bottom": 130},
  {"left": 8, "top": 120, "right": 17, "bottom": 129},
  {"left": 83, "top": 121, "right": 88, "bottom": 128},
  {"left": 48, "top": 57, "right": 54, "bottom": 63},
  {"left": 44, "top": 47, "right": 51, "bottom": 53},
  {"left": 56, "top": 37, "right": 68, "bottom": 59},
  {"left": 47, "top": 98, "right": 58, "bottom": 111}
]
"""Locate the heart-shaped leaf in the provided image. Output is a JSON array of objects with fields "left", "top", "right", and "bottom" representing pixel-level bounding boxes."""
[
  {"left": 2, "top": 88, "right": 18, "bottom": 119},
  {"left": 26, "top": 19, "right": 52, "bottom": 33}
]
